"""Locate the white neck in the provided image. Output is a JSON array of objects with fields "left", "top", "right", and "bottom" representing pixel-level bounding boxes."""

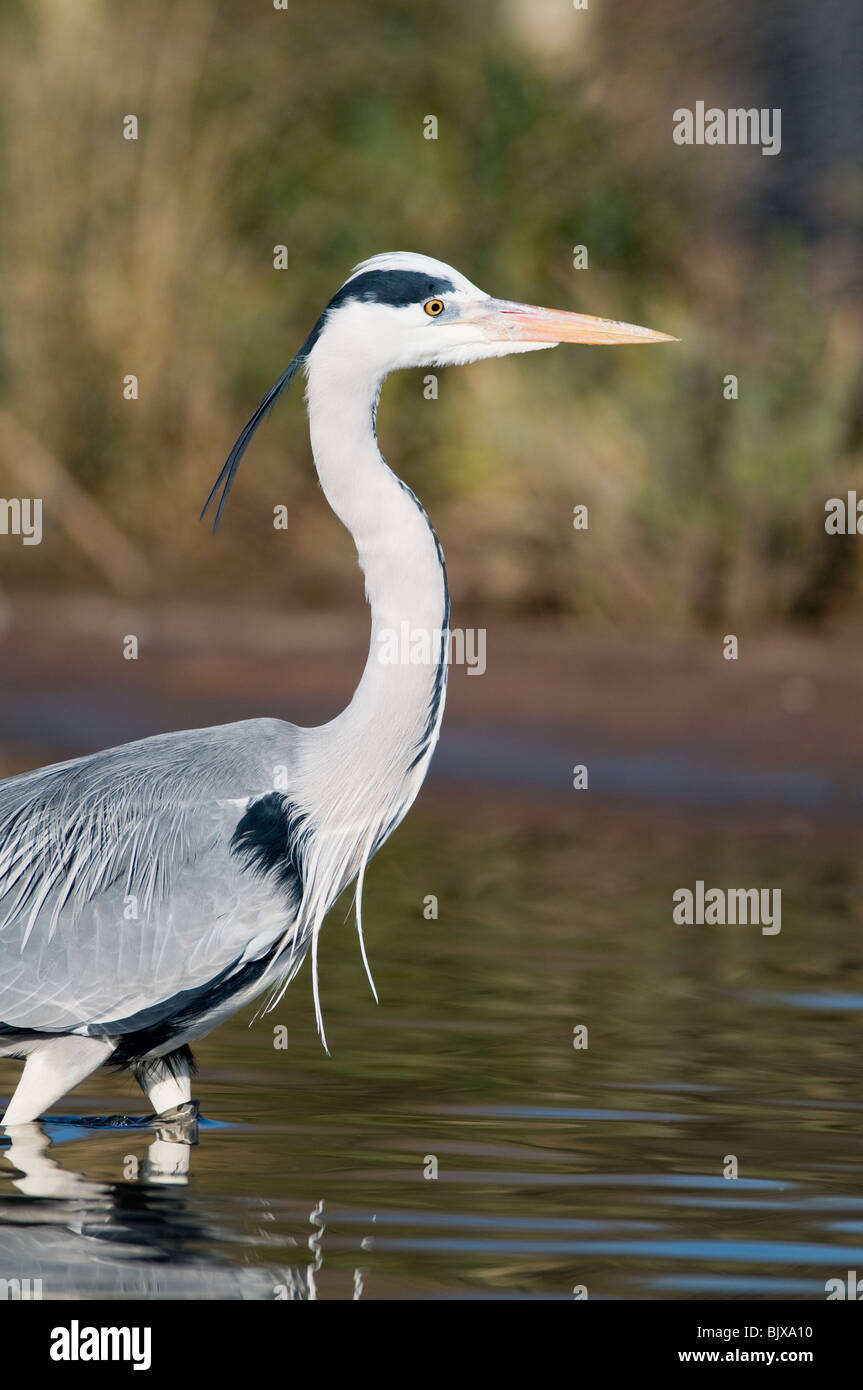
[
  {"left": 295, "top": 348, "right": 449, "bottom": 869},
  {"left": 264, "top": 332, "right": 451, "bottom": 1042}
]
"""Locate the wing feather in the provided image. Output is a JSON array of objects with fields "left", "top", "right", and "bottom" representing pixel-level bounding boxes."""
[{"left": 0, "top": 719, "right": 300, "bottom": 1034}]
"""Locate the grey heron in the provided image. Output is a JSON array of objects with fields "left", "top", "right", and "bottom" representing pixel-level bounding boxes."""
[{"left": 0, "top": 252, "right": 673, "bottom": 1126}]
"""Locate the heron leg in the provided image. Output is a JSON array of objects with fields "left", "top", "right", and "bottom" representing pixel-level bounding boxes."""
[
  {"left": 142, "top": 1135, "right": 194, "bottom": 1183},
  {"left": 1, "top": 1035, "right": 117, "bottom": 1126},
  {"left": 132, "top": 1045, "right": 196, "bottom": 1118}
]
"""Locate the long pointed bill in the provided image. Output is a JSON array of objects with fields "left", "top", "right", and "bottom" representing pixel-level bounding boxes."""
[{"left": 480, "top": 299, "right": 677, "bottom": 346}]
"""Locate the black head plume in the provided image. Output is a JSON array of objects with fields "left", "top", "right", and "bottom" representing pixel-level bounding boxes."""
[{"left": 201, "top": 323, "right": 321, "bottom": 530}]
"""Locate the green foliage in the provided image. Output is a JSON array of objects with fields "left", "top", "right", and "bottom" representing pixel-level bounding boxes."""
[{"left": 0, "top": 0, "right": 860, "bottom": 631}]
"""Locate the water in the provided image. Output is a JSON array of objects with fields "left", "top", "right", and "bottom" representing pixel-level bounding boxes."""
[{"left": 1, "top": 794, "right": 862, "bottom": 1300}]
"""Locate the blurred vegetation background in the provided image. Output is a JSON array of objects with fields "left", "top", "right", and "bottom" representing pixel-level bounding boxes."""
[{"left": 0, "top": 0, "right": 861, "bottom": 634}]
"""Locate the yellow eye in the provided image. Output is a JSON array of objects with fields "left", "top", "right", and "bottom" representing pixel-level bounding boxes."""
[{"left": 424, "top": 299, "right": 445, "bottom": 317}]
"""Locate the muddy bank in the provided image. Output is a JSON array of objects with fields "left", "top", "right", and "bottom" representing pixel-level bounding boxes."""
[{"left": 1, "top": 593, "right": 861, "bottom": 819}]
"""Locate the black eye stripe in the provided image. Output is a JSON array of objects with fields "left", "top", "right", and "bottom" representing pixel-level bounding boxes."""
[{"left": 328, "top": 269, "right": 456, "bottom": 311}]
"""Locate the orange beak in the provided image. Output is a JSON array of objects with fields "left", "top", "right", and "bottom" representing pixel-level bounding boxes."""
[{"left": 478, "top": 299, "right": 678, "bottom": 346}]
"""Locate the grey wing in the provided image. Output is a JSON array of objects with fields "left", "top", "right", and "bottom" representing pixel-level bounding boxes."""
[{"left": 0, "top": 718, "right": 301, "bottom": 1034}]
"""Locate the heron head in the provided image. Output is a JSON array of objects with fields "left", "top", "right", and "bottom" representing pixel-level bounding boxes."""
[
  {"left": 307, "top": 251, "right": 676, "bottom": 374},
  {"left": 203, "top": 251, "right": 675, "bottom": 526}
]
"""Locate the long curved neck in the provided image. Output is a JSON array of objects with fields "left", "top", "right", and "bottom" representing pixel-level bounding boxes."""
[{"left": 301, "top": 352, "right": 449, "bottom": 818}]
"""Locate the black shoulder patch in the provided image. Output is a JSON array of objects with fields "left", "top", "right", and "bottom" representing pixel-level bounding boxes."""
[
  {"left": 328, "top": 269, "right": 456, "bottom": 311},
  {"left": 231, "top": 792, "right": 306, "bottom": 898}
]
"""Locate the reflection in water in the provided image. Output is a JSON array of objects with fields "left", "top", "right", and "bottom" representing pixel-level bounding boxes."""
[
  {"left": 0, "top": 1122, "right": 316, "bottom": 1299},
  {"left": 1, "top": 800, "right": 863, "bottom": 1299}
]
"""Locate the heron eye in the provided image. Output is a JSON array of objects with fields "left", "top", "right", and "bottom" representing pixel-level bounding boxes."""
[{"left": 423, "top": 299, "right": 445, "bottom": 317}]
